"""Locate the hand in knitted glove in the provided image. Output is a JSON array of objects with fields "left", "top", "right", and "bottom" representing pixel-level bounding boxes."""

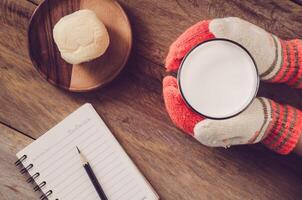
[{"left": 163, "top": 17, "right": 302, "bottom": 154}]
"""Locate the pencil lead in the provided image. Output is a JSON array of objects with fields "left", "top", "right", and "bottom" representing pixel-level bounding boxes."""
[{"left": 76, "top": 146, "right": 81, "bottom": 154}]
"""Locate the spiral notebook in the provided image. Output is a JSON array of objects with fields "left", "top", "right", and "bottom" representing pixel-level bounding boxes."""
[{"left": 15, "top": 103, "right": 159, "bottom": 200}]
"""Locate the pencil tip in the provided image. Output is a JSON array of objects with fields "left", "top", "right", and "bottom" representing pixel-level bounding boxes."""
[{"left": 76, "top": 146, "right": 80, "bottom": 153}]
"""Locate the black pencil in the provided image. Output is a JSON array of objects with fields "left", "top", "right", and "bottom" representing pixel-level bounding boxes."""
[{"left": 76, "top": 146, "right": 108, "bottom": 200}]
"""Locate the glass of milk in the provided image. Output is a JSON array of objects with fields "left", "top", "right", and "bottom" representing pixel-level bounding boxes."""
[{"left": 178, "top": 39, "right": 259, "bottom": 119}]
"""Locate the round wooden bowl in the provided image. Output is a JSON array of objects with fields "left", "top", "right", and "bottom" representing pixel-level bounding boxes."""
[{"left": 28, "top": 0, "right": 132, "bottom": 92}]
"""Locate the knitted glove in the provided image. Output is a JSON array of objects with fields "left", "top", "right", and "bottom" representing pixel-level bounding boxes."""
[
  {"left": 166, "top": 17, "right": 302, "bottom": 87},
  {"left": 163, "top": 17, "right": 302, "bottom": 154}
]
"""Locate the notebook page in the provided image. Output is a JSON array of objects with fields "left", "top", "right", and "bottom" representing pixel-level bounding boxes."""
[{"left": 16, "top": 103, "right": 159, "bottom": 200}]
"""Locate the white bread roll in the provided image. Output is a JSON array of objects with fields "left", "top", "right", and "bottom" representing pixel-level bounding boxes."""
[{"left": 53, "top": 9, "right": 110, "bottom": 65}]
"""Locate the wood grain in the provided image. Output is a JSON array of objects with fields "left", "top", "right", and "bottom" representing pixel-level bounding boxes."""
[
  {"left": 293, "top": 0, "right": 302, "bottom": 6},
  {"left": 0, "top": 124, "right": 38, "bottom": 200},
  {"left": 28, "top": 0, "right": 132, "bottom": 91},
  {"left": 119, "top": 0, "right": 302, "bottom": 65},
  {"left": 1, "top": 0, "right": 302, "bottom": 199}
]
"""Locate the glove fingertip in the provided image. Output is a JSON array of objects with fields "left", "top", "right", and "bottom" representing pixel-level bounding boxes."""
[
  {"left": 163, "top": 86, "right": 204, "bottom": 135},
  {"left": 163, "top": 76, "right": 178, "bottom": 88},
  {"left": 165, "top": 56, "right": 181, "bottom": 72}
]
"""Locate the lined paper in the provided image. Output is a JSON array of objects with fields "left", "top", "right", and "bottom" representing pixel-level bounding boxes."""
[{"left": 16, "top": 103, "right": 159, "bottom": 200}]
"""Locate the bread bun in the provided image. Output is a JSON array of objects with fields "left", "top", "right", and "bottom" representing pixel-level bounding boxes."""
[{"left": 53, "top": 9, "right": 110, "bottom": 65}]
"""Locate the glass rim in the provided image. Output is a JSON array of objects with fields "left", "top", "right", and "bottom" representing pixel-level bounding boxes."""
[{"left": 177, "top": 38, "right": 260, "bottom": 120}]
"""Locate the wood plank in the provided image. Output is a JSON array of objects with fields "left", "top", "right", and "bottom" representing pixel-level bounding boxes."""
[
  {"left": 92, "top": 60, "right": 302, "bottom": 199},
  {"left": 0, "top": 123, "right": 39, "bottom": 200},
  {"left": 292, "top": 0, "right": 302, "bottom": 6},
  {"left": 2, "top": 54, "right": 302, "bottom": 199},
  {"left": 1, "top": 0, "right": 301, "bottom": 138},
  {"left": 27, "top": 0, "right": 302, "bottom": 65},
  {"left": 0, "top": 0, "right": 83, "bottom": 135},
  {"left": 1, "top": 0, "right": 302, "bottom": 199},
  {"left": 0, "top": 0, "right": 34, "bottom": 25},
  {"left": 118, "top": 0, "right": 302, "bottom": 65},
  {"left": 8, "top": 0, "right": 302, "bottom": 80}
]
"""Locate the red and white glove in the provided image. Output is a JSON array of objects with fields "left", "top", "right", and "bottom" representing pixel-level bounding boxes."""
[{"left": 163, "top": 17, "right": 302, "bottom": 154}]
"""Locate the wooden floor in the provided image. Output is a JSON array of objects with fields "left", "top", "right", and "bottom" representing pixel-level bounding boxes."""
[{"left": 1, "top": 0, "right": 302, "bottom": 199}]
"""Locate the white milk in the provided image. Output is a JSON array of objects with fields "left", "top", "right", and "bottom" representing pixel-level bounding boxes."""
[{"left": 178, "top": 40, "right": 258, "bottom": 119}]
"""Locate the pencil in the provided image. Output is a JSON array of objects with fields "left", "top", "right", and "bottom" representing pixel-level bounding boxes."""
[{"left": 76, "top": 146, "right": 108, "bottom": 200}]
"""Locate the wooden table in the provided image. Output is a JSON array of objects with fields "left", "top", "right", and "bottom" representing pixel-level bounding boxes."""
[{"left": 1, "top": 0, "right": 302, "bottom": 199}]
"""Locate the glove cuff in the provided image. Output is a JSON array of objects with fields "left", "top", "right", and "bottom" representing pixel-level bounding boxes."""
[
  {"left": 262, "top": 100, "right": 302, "bottom": 154},
  {"left": 264, "top": 39, "right": 302, "bottom": 88}
]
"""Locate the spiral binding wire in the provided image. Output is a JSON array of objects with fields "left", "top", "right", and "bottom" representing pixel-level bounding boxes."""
[
  {"left": 15, "top": 154, "right": 54, "bottom": 200},
  {"left": 40, "top": 190, "right": 53, "bottom": 200}
]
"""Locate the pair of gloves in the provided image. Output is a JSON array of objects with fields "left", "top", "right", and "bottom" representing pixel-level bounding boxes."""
[{"left": 163, "top": 17, "right": 302, "bottom": 155}]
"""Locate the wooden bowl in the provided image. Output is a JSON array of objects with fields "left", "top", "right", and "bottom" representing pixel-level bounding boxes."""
[{"left": 28, "top": 0, "right": 132, "bottom": 92}]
